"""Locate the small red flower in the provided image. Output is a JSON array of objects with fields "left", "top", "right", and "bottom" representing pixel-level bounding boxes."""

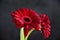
[
  {"left": 11, "top": 8, "right": 41, "bottom": 36},
  {"left": 40, "top": 14, "right": 51, "bottom": 38}
]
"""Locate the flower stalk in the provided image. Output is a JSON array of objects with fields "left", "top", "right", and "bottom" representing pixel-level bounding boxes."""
[
  {"left": 20, "top": 27, "right": 24, "bottom": 40},
  {"left": 20, "top": 27, "right": 35, "bottom": 40},
  {"left": 25, "top": 28, "right": 34, "bottom": 40}
]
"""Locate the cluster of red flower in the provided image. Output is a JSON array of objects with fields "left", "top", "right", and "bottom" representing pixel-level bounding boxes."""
[{"left": 11, "top": 8, "right": 51, "bottom": 39}]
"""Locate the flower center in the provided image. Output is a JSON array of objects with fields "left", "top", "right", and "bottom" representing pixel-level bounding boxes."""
[
  {"left": 24, "top": 18, "right": 30, "bottom": 22},
  {"left": 23, "top": 16, "right": 32, "bottom": 24}
]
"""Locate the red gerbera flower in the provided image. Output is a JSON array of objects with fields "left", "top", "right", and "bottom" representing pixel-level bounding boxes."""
[
  {"left": 40, "top": 14, "right": 51, "bottom": 38},
  {"left": 11, "top": 8, "right": 41, "bottom": 37}
]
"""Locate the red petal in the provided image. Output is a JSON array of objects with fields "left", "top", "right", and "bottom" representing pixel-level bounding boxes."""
[
  {"left": 42, "top": 30, "right": 50, "bottom": 38},
  {"left": 29, "top": 10, "right": 40, "bottom": 20},
  {"left": 24, "top": 25, "right": 28, "bottom": 37},
  {"left": 31, "top": 23, "right": 40, "bottom": 30},
  {"left": 29, "top": 25, "right": 33, "bottom": 30},
  {"left": 11, "top": 12, "right": 20, "bottom": 18},
  {"left": 43, "top": 24, "right": 51, "bottom": 28},
  {"left": 40, "top": 14, "right": 50, "bottom": 24},
  {"left": 13, "top": 17, "right": 24, "bottom": 25},
  {"left": 19, "top": 8, "right": 29, "bottom": 16},
  {"left": 35, "top": 25, "right": 41, "bottom": 30},
  {"left": 16, "top": 9, "right": 24, "bottom": 18},
  {"left": 13, "top": 20, "right": 22, "bottom": 29},
  {"left": 11, "top": 10, "right": 23, "bottom": 19},
  {"left": 43, "top": 19, "right": 50, "bottom": 25},
  {"left": 32, "top": 19, "right": 41, "bottom": 24}
]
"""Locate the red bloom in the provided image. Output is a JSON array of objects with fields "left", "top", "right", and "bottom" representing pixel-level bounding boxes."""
[
  {"left": 11, "top": 8, "right": 41, "bottom": 36},
  {"left": 40, "top": 14, "right": 51, "bottom": 38}
]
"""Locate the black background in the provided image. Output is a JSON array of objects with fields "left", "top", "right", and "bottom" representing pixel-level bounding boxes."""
[{"left": 0, "top": 0, "right": 60, "bottom": 40}]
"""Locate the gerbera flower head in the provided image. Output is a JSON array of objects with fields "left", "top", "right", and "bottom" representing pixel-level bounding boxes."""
[
  {"left": 40, "top": 14, "right": 51, "bottom": 38},
  {"left": 11, "top": 8, "right": 41, "bottom": 36}
]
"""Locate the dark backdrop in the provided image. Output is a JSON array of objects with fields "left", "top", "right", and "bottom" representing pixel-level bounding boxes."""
[{"left": 0, "top": 0, "right": 60, "bottom": 40}]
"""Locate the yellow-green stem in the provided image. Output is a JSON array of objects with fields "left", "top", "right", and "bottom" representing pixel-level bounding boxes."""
[
  {"left": 25, "top": 28, "right": 35, "bottom": 40},
  {"left": 20, "top": 27, "right": 25, "bottom": 40}
]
